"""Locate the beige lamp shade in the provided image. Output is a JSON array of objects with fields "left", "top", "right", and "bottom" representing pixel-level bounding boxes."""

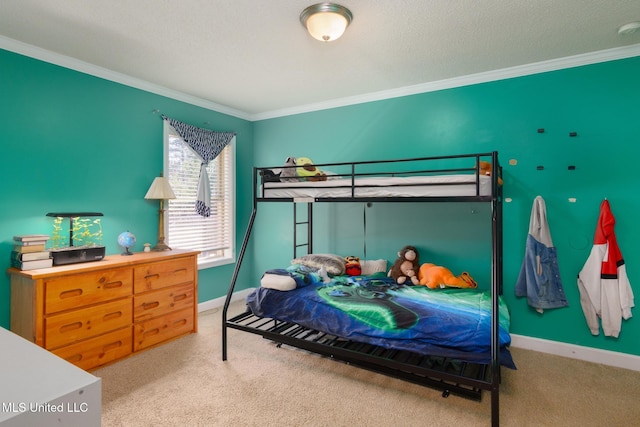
[{"left": 145, "top": 176, "right": 176, "bottom": 200}]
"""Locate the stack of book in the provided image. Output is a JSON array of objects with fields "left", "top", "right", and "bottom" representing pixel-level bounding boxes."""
[{"left": 11, "top": 234, "right": 53, "bottom": 270}]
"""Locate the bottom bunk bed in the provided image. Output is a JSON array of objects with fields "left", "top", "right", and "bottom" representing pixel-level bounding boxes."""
[
  {"left": 227, "top": 310, "right": 492, "bottom": 400},
  {"left": 225, "top": 263, "right": 514, "bottom": 402}
]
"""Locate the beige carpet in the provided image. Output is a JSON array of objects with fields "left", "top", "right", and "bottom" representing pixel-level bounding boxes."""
[{"left": 95, "top": 301, "right": 640, "bottom": 426}]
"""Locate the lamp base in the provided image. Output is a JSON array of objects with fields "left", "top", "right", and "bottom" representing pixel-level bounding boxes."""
[
  {"left": 152, "top": 242, "right": 172, "bottom": 251},
  {"left": 153, "top": 203, "right": 171, "bottom": 251}
]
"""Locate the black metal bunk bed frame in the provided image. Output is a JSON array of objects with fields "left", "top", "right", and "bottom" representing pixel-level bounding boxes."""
[{"left": 222, "top": 151, "right": 504, "bottom": 426}]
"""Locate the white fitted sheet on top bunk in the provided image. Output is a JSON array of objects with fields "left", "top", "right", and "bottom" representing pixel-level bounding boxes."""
[{"left": 262, "top": 174, "right": 492, "bottom": 198}]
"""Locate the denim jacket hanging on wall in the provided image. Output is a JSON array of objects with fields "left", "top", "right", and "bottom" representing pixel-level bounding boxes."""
[{"left": 515, "top": 196, "right": 568, "bottom": 313}]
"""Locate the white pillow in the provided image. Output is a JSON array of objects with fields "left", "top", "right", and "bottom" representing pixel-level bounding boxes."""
[
  {"left": 360, "top": 259, "right": 388, "bottom": 276},
  {"left": 261, "top": 273, "right": 296, "bottom": 291}
]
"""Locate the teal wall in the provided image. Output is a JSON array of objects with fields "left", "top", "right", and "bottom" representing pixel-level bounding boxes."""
[
  {"left": 2, "top": 46, "right": 639, "bottom": 360},
  {"left": 0, "top": 49, "right": 255, "bottom": 329},
  {"left": 253, "top": 56, "right": 640, "bottom": 358}
]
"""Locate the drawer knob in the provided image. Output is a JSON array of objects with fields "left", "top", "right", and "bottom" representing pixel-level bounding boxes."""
[
  {"left": 173, "top": 293, "right": 188, "bottom": 302},
  {"left": 142, "top": 301, "right": 160, "bottom": 310},
  {"left": 103, "top": 311, "right": 123, "bottom": 321},
  {"left": 60, "top": 289, "right": 83, "bottom": 299},
  {"left": 143, "top": 328, "right": 160, "bottom": 338},
  {"left": 66, "top": 354, "right": 83, "bottom": 363},
  {"left": 60, "top": 321, "right": 83, "bottom": 333},
  {"left": 173, "top": 319, "right": 188, "bottom": 327},
  {"left": 103, "top": 281, "right": 123, "bottom": 289},
  {"left": 102, "top": 340, "right": 123, "bottom": 352}
]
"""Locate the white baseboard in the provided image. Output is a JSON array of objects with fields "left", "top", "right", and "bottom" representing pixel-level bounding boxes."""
[
  {"left": 198, "top": 291, "right": 639, "bottom": 372},
  {"left": 197, "top": 288, "right": 256, "bottom": 313},
  {"left": 511, "top": 334, "right": 640, "bottom": 372}
]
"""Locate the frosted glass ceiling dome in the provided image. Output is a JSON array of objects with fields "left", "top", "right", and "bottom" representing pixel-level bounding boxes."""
[{"left": 300, "top": 3, "right": 353, "bottom": 42}]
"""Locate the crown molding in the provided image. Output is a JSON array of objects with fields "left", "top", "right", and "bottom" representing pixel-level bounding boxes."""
[
  {"left": 0, "top": 35, "right": 252, "bottom": 121},
  {"left": 2, "top": 35, "right": 639, "bottom": 122},
  {"left": 254, "top": 43, "right": 640, "bottom": 121}
]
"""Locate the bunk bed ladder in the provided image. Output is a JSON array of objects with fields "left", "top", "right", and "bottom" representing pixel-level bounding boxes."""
[{"left": 293, "top": 201, "right": 313, "bottom": 258}]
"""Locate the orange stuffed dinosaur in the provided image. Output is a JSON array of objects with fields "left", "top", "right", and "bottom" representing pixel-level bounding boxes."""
[
  {"left": 478, "top": 161, "right": 503, "bottom": 185},
  {"left": 418, "top": 263, "right": 478, "bottom": 289}
]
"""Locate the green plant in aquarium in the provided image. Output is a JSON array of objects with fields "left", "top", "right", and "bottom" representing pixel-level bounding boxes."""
[
  {"left": 50, "top": 216, "right": 68, "bottom": 249},
  {"left": 71, "top": 217, "right": 103, "bottom": 247},
  {"left": 94, "top": 218, "right": 103, "bottom": 246},
  {"left": 50, "top": 215, "right": 103, "bottom": 249}
]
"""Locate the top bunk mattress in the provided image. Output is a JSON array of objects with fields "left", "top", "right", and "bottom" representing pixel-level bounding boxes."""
[{"left": 262, "top": 174, "right": 492, "bottom": 199}]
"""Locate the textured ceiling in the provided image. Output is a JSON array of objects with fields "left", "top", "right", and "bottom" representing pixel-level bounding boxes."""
[{"left": 1, "top": 0, "right": 639, "bottom": 120}]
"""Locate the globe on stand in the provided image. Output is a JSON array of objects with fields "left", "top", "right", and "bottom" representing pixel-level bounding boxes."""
[{"left": 118, "top": 231, "right": 136, "bottom": 256}]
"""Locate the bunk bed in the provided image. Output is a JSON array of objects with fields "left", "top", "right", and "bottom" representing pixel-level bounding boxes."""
[{"left": 222, "top": 152, "right": 508, "bottom": 427}]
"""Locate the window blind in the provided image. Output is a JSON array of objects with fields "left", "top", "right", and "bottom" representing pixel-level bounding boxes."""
[{"left": 165, "top": 123, "right": 235, "bottom": 266}]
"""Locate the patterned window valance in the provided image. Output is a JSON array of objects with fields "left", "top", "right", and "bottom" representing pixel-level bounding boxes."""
[{"left": 162, "top": 115, "right": 235, "bottom": 217}]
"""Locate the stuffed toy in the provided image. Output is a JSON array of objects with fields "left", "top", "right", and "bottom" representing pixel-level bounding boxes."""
[
  {"left": 418, "top": 263, "right": 478, "bottom": 289},
  {"left": 280, "top": 156, "right": 298, "bottom": 182},
  {"left": 478, "top": 161, "right": 503, "bottom": 185},
  {"left": 317, "top": 266, "right": 332, "bottom": 284},
  {"left": 345, "top": 255, "right": 362, "bottom": 276},
  {"left": 296, "top": 157, "right": 327, "bottom": 182},
  {"left": 260, "top": 169, "right": 281, "bottom": 182},
  {"left": 388, "top": 245, "right": 420, "bottom": 285}
]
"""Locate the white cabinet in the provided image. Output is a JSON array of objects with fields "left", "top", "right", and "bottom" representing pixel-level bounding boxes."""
[{"left": 0, "top": 327, "right": 101, "bottom": 426}]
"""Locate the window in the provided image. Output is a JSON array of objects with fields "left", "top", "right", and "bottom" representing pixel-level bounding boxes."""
[{"left": 164, "top": 121, "right": 235, "bottom": 268}]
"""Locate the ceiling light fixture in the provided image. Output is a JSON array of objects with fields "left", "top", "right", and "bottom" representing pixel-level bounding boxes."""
[
  {"left": 618, "top": 21, "right": 640, "bottom": 35},
  {"left": 300, "top": 3, "right": 353, "bottom": 42}
]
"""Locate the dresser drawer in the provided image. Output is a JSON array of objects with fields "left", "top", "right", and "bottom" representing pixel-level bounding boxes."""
[
  {"left": 45, "top": 298, "right": 132, "bottom": 350},
  {"left": 134, "top": 257, "right": 195, "bottom": 293},
  {"left": 133, "top": 307, "right": 194, "bottom": 352},
  {"left": 52, "top": 326, "right": 132, "bottom": 371},
  {"left": 44, "top": 268, "right": 133, "bottom": 314},
  {"left": 133, "top": 283, "right": 194, "bottom": 322}
]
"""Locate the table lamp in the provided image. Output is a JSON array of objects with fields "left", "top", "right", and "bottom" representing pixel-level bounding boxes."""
[{"left": 144, "top": 174, "right": 176, "bottom": 251}]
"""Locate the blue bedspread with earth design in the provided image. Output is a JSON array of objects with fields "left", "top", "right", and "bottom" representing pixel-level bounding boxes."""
[{"left": 246, "top": 266, "right": 515, "bottom": 368}]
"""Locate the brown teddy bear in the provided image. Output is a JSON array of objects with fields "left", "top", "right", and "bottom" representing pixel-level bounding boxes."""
[{"left": 388, "top": 245, "right": 420, "bottom": 285}]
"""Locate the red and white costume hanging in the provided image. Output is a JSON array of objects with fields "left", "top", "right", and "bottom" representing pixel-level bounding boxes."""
[{"left": 577, "top": 200, "right": 634, "bottom": 338}]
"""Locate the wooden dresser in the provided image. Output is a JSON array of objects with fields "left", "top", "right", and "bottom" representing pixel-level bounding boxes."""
[{"left": 8, "top": 250, "right": 199, "bottom": 371}]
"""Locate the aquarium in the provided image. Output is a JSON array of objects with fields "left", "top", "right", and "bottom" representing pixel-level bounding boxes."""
[{"left": 47, "top": 212, "right": 106, "bottom": 265}]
